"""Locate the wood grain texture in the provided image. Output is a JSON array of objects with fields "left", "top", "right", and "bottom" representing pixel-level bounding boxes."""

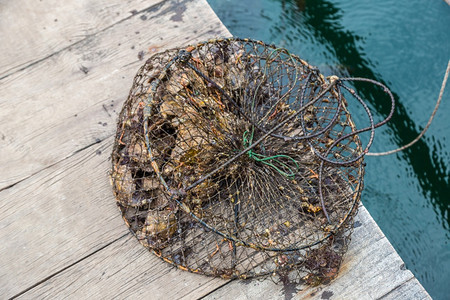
[
  {"left": 0, "top": 137, "right": 125, "bottom": 298},
  {"left": 378, "top": 277, "right": 431, "bottom": 300},
  {"left": 0, "top": 0, "right": 229, "bottom": 190},
  {"left": 203, "top": 206, "right": 431, "bottom": 300},
  {"left": 0, "top": 136, "right": 228, "bottom": 299},
  {"left": 0, "top": 0, "right": 159, "bottom": 78},
  {"left": 19, "top": 234, "right": 228, "bottom": 299}
]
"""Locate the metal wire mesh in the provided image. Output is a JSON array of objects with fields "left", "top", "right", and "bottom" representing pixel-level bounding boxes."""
[{"left": 110, "top": 38, "right": 371, "bottom": 284}]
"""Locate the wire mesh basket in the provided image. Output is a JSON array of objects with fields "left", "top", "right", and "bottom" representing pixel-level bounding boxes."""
[{"left": 111, "top": 38, "right": 367, "bottom": 284}]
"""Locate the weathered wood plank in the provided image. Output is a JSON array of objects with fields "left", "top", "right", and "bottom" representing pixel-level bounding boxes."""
[
  {"left": 0, "top": 137, "right": 126, "bottom": 298},
  {"left": 203, "top": 206, "right": 431, "bottom": 300},
  {"left": 18, "top": 234, "right": 227, "bottom": 299},
  {"left": 378, "top": 277, "right": 430, "bottom": 300},
  {"left": 0, "top": 0, "right": 160, "bottom": 78},
  {"left": 0, "top": 136, "right": 228, "bottom": 299},
  {"left": 0, "top": 0, "right": 229, "bottom": 190}
]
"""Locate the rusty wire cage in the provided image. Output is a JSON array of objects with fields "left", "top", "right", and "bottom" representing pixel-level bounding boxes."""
[{"left": 110, "top": 38, "right": 383, "bottom": 284}]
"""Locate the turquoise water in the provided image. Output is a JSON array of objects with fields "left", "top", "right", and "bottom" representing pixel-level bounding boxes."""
[{"left": 207, "top": 0, "right": 450, "bottom": 298}]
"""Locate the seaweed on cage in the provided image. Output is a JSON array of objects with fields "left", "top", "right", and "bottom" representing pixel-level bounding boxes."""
[{"left": 110, "top": 38, "right": 394, "bottom": 284}]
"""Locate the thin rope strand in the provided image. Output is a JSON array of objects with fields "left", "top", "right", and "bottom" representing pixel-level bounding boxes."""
[{"left": 367, "top": 60, "right": 450, "bottom": 156}]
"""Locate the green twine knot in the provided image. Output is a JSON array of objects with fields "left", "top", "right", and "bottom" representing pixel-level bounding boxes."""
[{"left": 242, "top": 128, "right": 299, "bottom": 178}]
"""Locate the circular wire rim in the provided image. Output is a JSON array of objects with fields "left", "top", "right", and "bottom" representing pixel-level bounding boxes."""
[{"left": 136, "top": 37, "right": 365, "bottom": 252}]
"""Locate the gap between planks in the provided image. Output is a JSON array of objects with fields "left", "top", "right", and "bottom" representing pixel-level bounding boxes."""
[
  {"left": 0, "top": 135, "right": 229, "bottom": 299},
  {"left": 15, "top": 233, "right": 229, "bottom": 299},
  {"left": 0, "top": 0, "right": 230, "bottom": 191},
  {"left": 0, "top": 0, "right": 164, "bottom": 79},
  {"left": 10, "top": 232, "right": 130, "bottom": 299}
]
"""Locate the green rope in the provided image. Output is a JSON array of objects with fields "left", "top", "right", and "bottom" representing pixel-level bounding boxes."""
[{"left": 242, "top": 128, "right": 299, "bottom": 178}]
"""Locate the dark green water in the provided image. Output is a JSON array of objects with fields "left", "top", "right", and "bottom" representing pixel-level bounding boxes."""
[{"left": 207, "top": 0, "right": 450, "bottom": 298}]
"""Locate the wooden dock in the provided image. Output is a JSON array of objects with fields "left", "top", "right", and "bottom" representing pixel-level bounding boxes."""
[{"left": 0, "top": 0, "right": 431, "bottom": 299}]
